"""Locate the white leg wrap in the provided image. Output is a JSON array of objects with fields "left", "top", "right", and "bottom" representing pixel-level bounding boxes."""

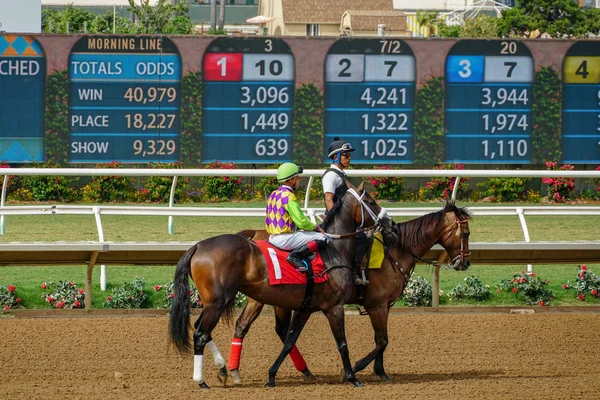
[
  {"left": 231, "top": 369, "right": 242, "bottom": 385},
  {"left": 207, "top": 340, "right": 225, "bottom": 369},
  {"left": 193, "top": 355, "right": 204, "bottom": 384}
]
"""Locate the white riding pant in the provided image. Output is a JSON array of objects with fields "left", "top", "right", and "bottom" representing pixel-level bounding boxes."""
[{"left": 269, "top": 231, "right": 329, "bottom": 250}]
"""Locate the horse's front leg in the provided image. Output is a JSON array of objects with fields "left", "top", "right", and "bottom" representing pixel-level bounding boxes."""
[
  {"left": 266, "top": 311, "right": 311, "bottom": 387},
  {"left": 324, "top": 304, "right": 363, "bottom": 387},
  {"left": 352, "top": 306, "right": 390, "bottom": 382},
  {"left": 228, "top": 298, "right": 265, "bottom": 385}
]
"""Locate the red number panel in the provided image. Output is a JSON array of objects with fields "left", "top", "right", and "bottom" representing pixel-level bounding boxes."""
[{"left": 203, "top": 53, "right": 243, "bottom": 81}]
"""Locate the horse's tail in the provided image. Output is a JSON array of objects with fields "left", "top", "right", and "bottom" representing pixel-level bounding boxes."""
[
  {"left": 169, "top": 243, "right": 197, "bottom": 354},
  {"left": 235, "top": 229, "right": 256, "bottom": 240}
]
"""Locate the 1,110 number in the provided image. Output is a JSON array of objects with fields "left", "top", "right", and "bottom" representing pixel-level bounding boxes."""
[{"left": 481, "top": 139, "right": 527, "bottom": 159}]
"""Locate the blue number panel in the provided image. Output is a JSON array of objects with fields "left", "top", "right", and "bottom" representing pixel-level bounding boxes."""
[
  {"left": 324, "top": 39, "right": 416, "bottom": 164},
  {"left": 444, "top": 40, "right": 534, "bottom": 164},
  {"left": 68, "top": 36, "right": 182, "bottom": 163}
]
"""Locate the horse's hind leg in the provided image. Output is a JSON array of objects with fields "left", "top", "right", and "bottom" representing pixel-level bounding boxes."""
[
  {"left": 192, "top": 305, "right": 226, "bottom": 389},
  {"left": 193, "top": 320, "right": 228, "bottom": 386},
  {"left": 324, "top": 304, "right": 363, "bottom": 387},
  {"left": 228, "top": 299, "right": 265, "bottom": 385},
  {"left": 274, "top": 307, "right": 314, "bottom": 381},
  {"left": 266, "top": 311, "right": 311, "bottom": 387}
]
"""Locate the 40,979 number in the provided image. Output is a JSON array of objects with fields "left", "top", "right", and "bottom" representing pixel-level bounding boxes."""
[
  {"left": 255, "top": 139, "right": 289, "bottom": 156},
  {"left": 124, "top": 87, "right": 177, "bottom": 103},
  {"left": 133, "top": 139, "right": 177, "bottom": 157},
  {"left": 361, "top": 139, "right": 408, "bottom": 159}
]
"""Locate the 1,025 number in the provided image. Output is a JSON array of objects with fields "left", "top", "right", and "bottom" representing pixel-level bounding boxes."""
[{"left": 362, "top": 139, "right": 408, "bottom": 159}]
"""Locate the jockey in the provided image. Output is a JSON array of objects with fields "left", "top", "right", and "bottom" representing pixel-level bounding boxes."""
[
  {"left": 266, "top": 163, "right": 329, "bottom": 272},
  {"left": 322, "top": 138, "right": 370, "bottom": 286}
]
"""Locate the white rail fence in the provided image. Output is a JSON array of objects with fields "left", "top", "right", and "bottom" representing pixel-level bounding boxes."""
[{"left": 1, "top": 168, "right": 600, "bottom": 307}]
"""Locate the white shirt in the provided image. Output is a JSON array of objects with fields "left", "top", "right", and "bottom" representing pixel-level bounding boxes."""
[{"left": 322, "top": 164, "right": 347, "bottom": 194}]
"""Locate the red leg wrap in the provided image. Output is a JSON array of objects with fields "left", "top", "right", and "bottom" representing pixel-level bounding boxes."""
[
  {"left": 227, "top": 337, "right": 243, "bottom": 371},
  {"left": 307, "top": 240, "right": 318, "bottom": 253},
  {"left": 289, "top": 345, "right": 307, "bottom": 371}
]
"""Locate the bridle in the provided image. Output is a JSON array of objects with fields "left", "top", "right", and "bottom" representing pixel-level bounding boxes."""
[
  {"left": 323, "top": 188, "right": 387, "bottom": 239},
  {"left": 442, "top": 217, "right": 471, "bottom": 270}
]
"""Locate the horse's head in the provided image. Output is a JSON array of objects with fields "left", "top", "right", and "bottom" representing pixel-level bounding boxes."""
[
  {"left": 344, "top": 180, "right": 388, "bottom": 229},
  {"left": 437, "top": 202, "right": 472, "bottom": 271}
]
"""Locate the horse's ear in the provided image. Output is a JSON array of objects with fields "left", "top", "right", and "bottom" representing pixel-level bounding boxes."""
[
  {"left": 345, "top": 179, "right": 355, "bottom": 189},
  {"left": 357, "top": 181, "right": 365, "bottom": 192}
]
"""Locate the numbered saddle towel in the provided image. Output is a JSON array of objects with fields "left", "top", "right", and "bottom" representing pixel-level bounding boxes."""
[
  {"left": 255, "top": 240, "right": 328, "bottom": 285},
  {"left": 368, "top": 232, "right": 385, "bottom": 269}
]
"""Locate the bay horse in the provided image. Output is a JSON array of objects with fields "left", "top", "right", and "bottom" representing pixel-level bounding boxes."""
[
  {"left": 168, "top": 182, "right": 387, "bottom": 388},
  {"left": 229, "top": 201, "right": 472, "bottom": 383}
]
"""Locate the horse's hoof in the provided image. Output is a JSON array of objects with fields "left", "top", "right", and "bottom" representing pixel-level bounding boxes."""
[
  {"left": 340, "top": 368, "right": 346, "bottom": 383},
  {"left": 230, "top": 369, "right": 242, "bottom": 385},
  {"left": 217, "top": 366, "right": 228, "bottom": 387},
  {"left": 199, "top": 381, "right": 210, "bottom": 389},
  {"left": 377, "top": 373, "right": 391, "bottom": 383},
  {"left": 265, "top": 380, "right": 276, "bottom": 387},
  {"left": 351, "top": 380, "right": 364, "bottom": 388},
  {"left": 302, "top": 374, "right": 317, "bottom": 383}
]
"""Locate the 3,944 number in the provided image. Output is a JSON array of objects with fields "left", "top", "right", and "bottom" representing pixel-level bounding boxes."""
[
  {"left": 361, "top": 139, "right": 408, "bottom": 159},
  {"left": 133, "top": 139, "right": 176, "bottom": 157},
  {"left": 255, "top": 139, "right": 288, "bottom": 156}
]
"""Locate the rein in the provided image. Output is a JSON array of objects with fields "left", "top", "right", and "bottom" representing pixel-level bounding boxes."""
[{"left": 323, "top": 188, "right": 386, "bottom": 240}]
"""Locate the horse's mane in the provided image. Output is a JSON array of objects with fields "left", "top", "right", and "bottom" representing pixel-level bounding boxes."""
[
  {"left": 320, "top": 198, "right": 343, "bottom": 230},
  {"left": 391, "top": 201, "right": 472, "bottom": 252}
]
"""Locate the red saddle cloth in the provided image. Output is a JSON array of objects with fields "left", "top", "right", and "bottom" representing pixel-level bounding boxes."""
[{"left": 255, "top": 240, "right": 328, "bottom": 285}]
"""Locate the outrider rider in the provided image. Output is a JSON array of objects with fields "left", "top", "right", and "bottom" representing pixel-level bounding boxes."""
[
  {"left": 322, "top": 138, "right": 370, "bottom": 286},
  {"left": 265, "top": 163, "right": 329, "bottom": 271}
]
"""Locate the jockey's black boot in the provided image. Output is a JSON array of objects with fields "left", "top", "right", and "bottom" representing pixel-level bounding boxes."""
[
  {"left": 352, "top": 232, "right": 370, "bottom": 286},
  {"left": 287, "top": 245, "right": 312, "bottom": 272}
]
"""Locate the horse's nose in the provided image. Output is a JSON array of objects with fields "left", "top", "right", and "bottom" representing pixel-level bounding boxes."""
[{"left": 463, "top": 260, "right": 471, "bottom": 270}]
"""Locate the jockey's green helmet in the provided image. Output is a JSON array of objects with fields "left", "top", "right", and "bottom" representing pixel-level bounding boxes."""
[{"left": 277, "top": 163, "right": 304, "bottom": 182}]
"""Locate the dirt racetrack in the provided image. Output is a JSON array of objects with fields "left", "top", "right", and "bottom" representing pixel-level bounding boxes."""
[{"left": 1, "top": 311, "right": 600, "bottom": 400}]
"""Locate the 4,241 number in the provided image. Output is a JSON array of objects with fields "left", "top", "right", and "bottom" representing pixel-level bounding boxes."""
[{"left": 360, "top": 87, "right": 406, "bottom": 107}]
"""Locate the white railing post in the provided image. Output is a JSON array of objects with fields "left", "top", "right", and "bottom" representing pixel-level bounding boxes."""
[
  {"left": 168, "top": 175, "right": 179, "bottom": 234},
  {"left": 451, "top": 176, "right": 461, "bottom": 201},
  {"left": 1, "top": 175, "right": 8, "bottom": 235},
  {"left": 92, "top": 206, "right": 107, "bottom": 291},
  {"left": 516, "top": 207, "right": 533, "bottom": 274},
  {"left": 304, "top": 176, "right": 313, "bottom": 209}
]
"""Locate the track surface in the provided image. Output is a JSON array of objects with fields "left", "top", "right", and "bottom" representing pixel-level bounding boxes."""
[{"left": 2, "top": 312, "right": 600, "bottom": 399}]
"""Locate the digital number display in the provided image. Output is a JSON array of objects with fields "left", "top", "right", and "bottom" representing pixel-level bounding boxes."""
[
  {"left": 202, "top": 38, "right": 294, "bottom": 162},
  {"left": 324, "top": 39, "right": 416, "bottom": 163},
  {"left": 0, "top": 35, "right": 46, "bottom": 162},
  {"left": 68, "top": 36, "right": 181, "bottom": 163},
  {"left": 445, "top": 40, "right": 534, "bottom": 163},
  {"left": 562, "top": 42, "right": 600, "bottom": 164}
]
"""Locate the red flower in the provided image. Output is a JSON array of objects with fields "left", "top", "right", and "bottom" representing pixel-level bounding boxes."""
[
  {"left": 7, "top": 285, "right": 15, "bottom": 293},
  {"left": 46, "top": 295, "right": 54, "bottom": 303},
  {"left": 512, "top": 287, "right": 518, "bottom": 293},
  {"left": 73, "top": 300, "right": 81, "bottom": 308},
  {"left": 106, "top": 296, "right": 113, "bottom": 302},
  {"left": 592, "top": 289, "right": 598, "bottom": 296},
  {"left": 538, "top": 301, "right": 545, "bottom": 306},
  {"left": 78, "top": 289, "right": 85, "bottom": 295},
  {"left": 563, "top": 283, "right": 568, "bottom": 290},
  {"left": 153, "top": 285, "right": 161, "bottom": 291},
  {"left": 69, "top": 282, "right": 73, "bottom": 287},
  {"left": 578, "top": 294, "right": 585, "bottom": 301},
  {"left": 3, "top": 305, "right": 9, "bottom": 310},
  {"left": 16, "top": 298, "right": 21, "bottom": 303},
  {"left": 41, "top": 283, "right": 47, "bottom": 289},
  {"left": 169, "top": 293, "right": 175, "bottom": 299},
  {"left": 530, "top": 273, "right": 536, "bottom": 277},
  {"left": 581, "top": 264, "right": 587, "bottom": 271},
  {"left": 545, "top": 280, "right": 550, "bottom": 284},
  {"left": 55, "top": 301, "right": 65, "bottom": 309}
]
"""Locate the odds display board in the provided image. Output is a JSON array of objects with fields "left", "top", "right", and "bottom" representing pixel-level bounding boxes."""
[
  {"left": 68, "top": 36, "right": 181, "bottom": 163},
  {"left": 202, "top": 38, "right": 294, "bottom": 162},
  {"left": 445, "top": 40, "right": 534, "bottom": 164},
  {"left": 0, "top": 35, "right": 46, "bottom": 162},
  {"left": 562, "top": 42, "right": 600, "bottom": 164},
  {"left": 324, "top": 39, "right": 416, "bottom": 164}
]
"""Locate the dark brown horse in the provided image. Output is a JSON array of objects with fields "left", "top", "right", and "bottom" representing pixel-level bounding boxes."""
[
  {"left": 169, "top": 182, "right": 387, "bottom": 388},
  {"left": 228, "top": 201, "right": 472, "bottom": 384}
]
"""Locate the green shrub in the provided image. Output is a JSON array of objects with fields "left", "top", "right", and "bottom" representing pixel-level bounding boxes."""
[
  {"left": 41, "top": 280, "right": 85, "bottom": 309},
  {"left": 20, "top": 161, "right": 80, "bottom": 202},
  {"left": 82, "top": 161, "right": 135, "bottom": 202},
  {"left": 477, "top": 176, "right": 530, "bottom": 202},
  {"left": 447, "top": 276, "right": 491, "bottom": 302},
  {"left": 200, "top": 161, "right": 242, "bottom": 202},
  {"left": 420, "top": 164, "right": 469, "bottom": 200},
  {"left": 0, "top": 283, "right": 23, "bottom": 310},
  {"left": 367, "top": 166, "right": 404, "bottom": 201},
  {"left": 542, "top": 161, "right": 575, "bottom": 203},
  {"left": 564, "top": 264, "right": 600, "bottom": 301},
  {"left": 400, "top": 276, "right": 433, "bottom": 307},
  {"left": 104, "top": 277, "right": 147, "bottom": 309},
  {"left": 139, "top": 162, "right": 190, "bottom": 203},
  {"left": 497, "top": 270, "right": 553, "bottom": 306},
  {"left": 157, "top": 281, "right": 203, "bottom": 309}
]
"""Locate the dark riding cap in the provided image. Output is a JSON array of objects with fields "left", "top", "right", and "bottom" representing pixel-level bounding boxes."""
[{"left": 328, "top": 137, "right": 355, "bottom": 159}]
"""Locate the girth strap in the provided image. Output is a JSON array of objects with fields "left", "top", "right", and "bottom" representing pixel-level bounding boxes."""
[{"left": 300, "top": 259, "right": 315, "bottom": 312}]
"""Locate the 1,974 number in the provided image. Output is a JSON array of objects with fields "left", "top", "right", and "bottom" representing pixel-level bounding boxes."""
[
  {"left": 255, "top": 139, "right": 288, "bottom": 156},
  {"left": 361, "top": 139, "right": 408, "bottom": 159}
]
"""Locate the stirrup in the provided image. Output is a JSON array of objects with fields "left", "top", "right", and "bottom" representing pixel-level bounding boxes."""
[
  {"left": 353, "top": 276, "right": 370, "bottom": 286},
  {"left": 288, "top": 257, "right": 308, "bottom": 272}
]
